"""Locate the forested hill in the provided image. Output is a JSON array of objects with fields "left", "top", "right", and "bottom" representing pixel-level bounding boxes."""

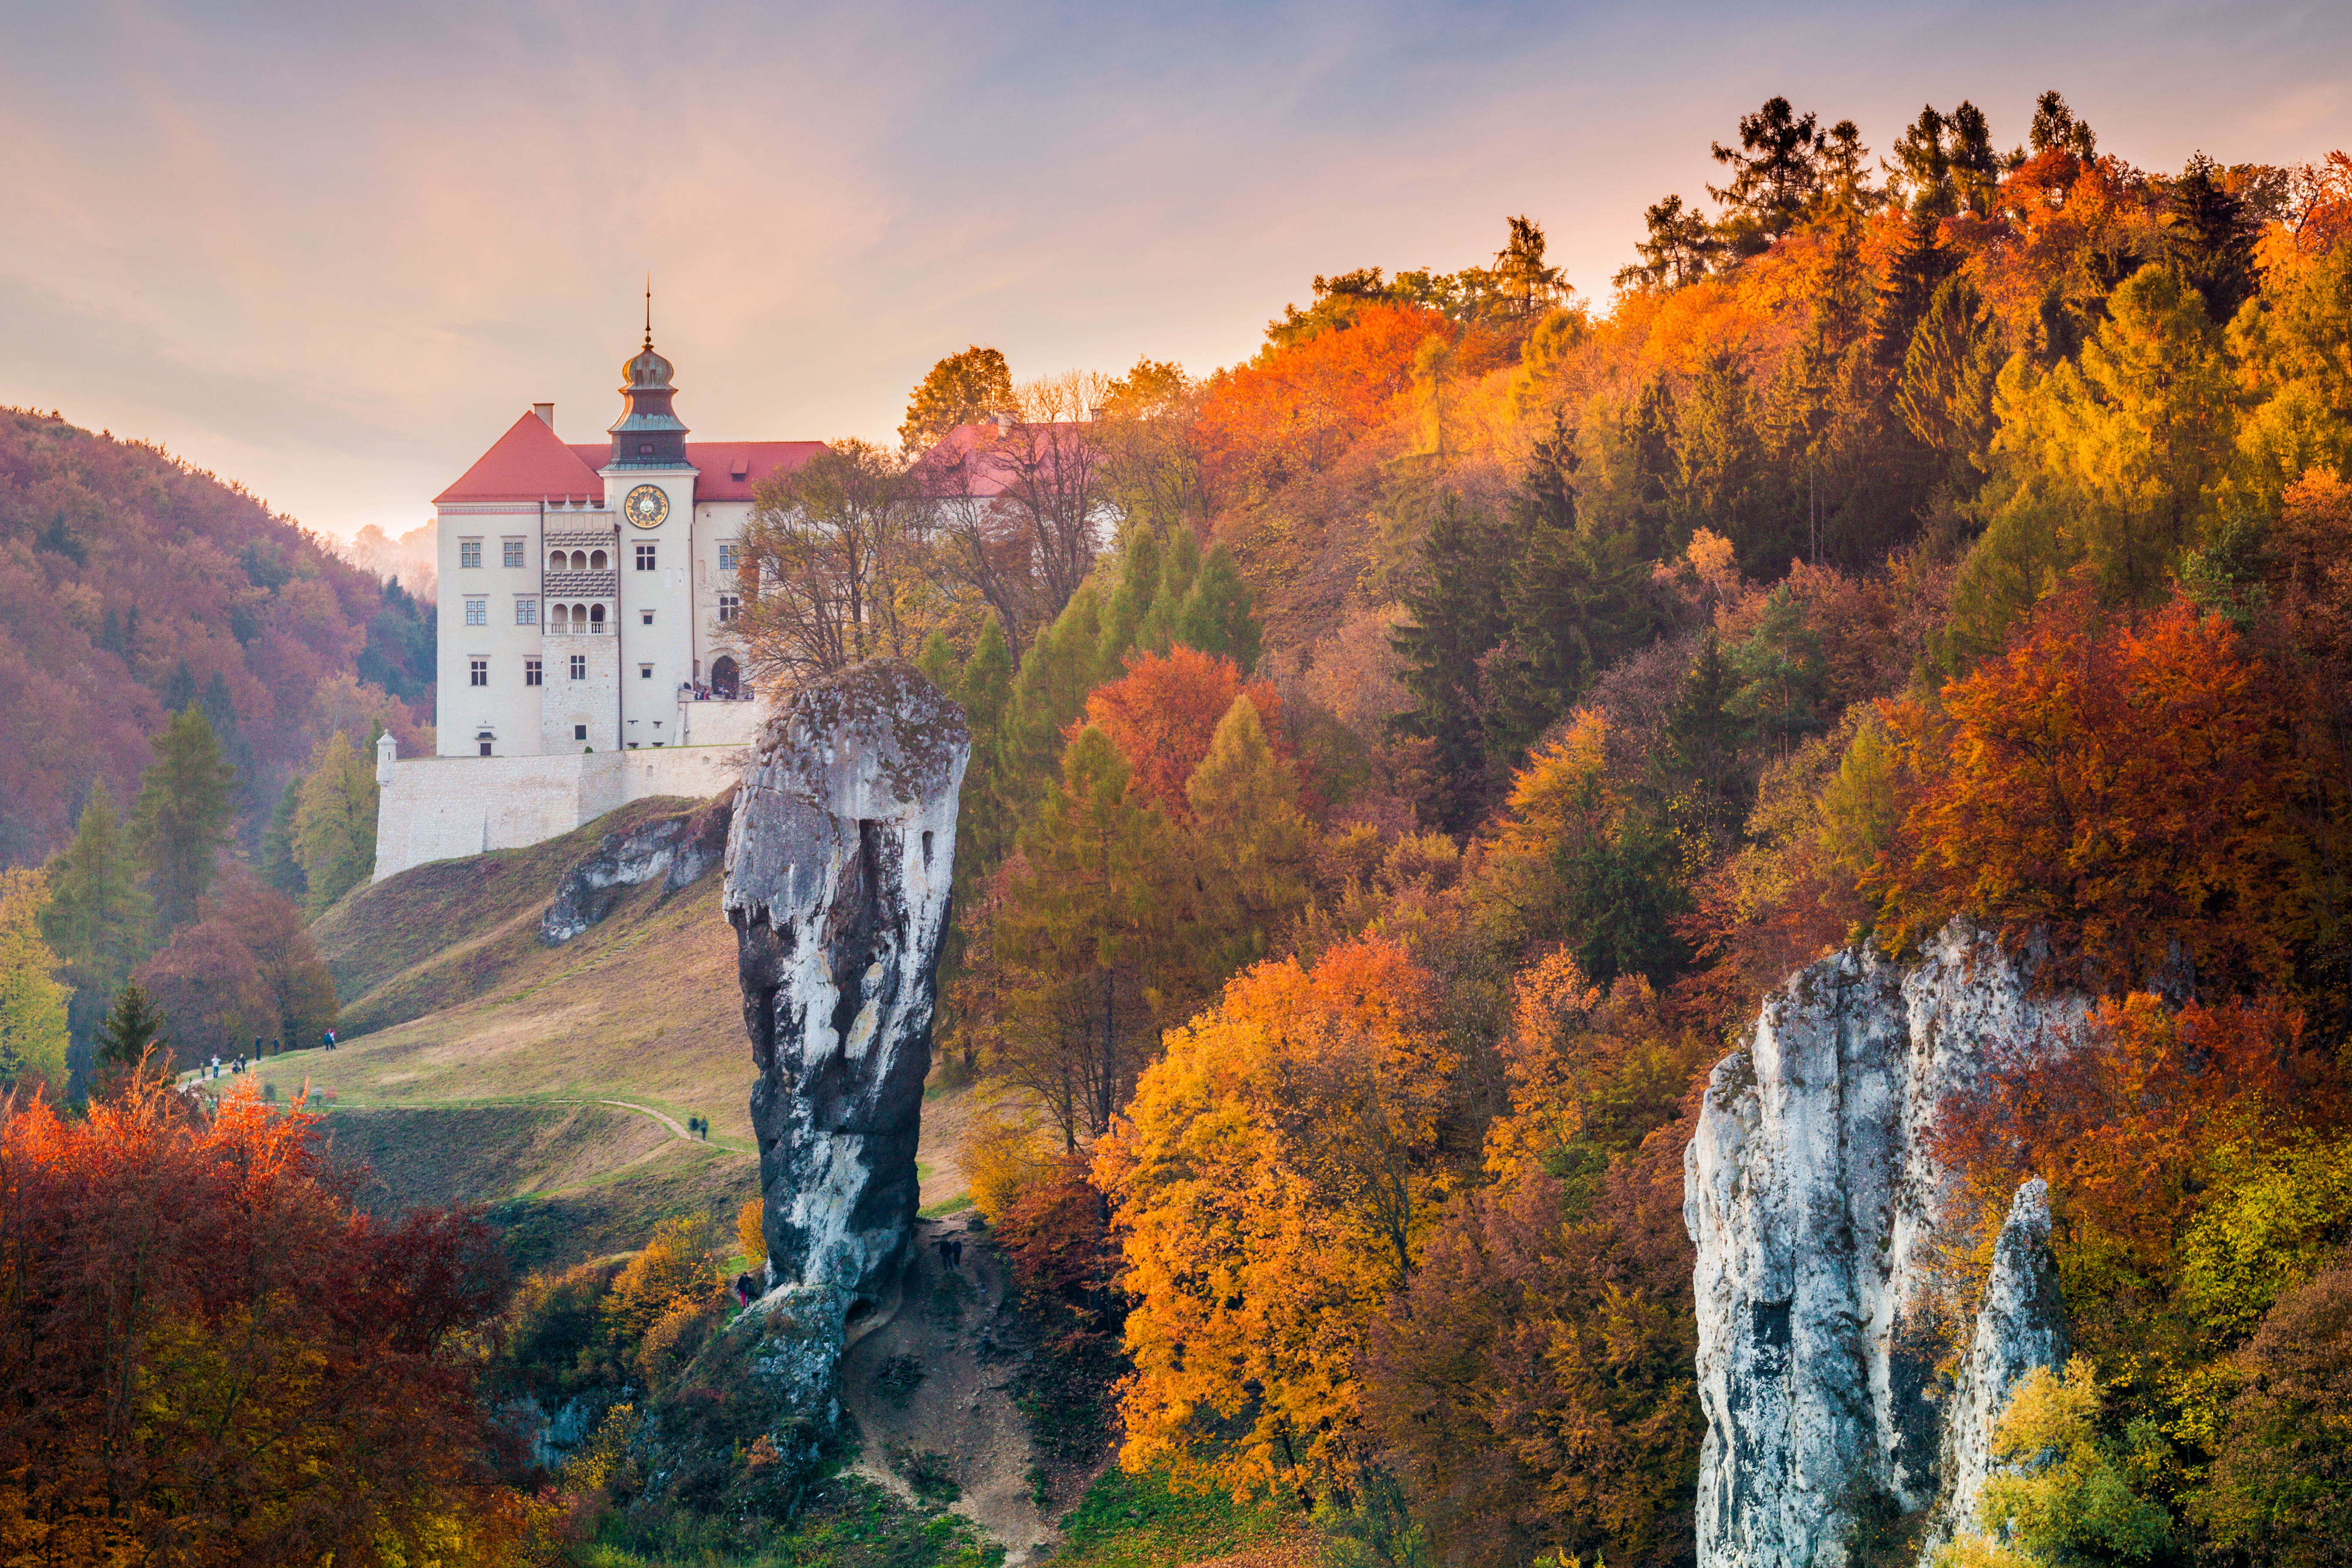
[{"left": 0, "top": 407, "right": 433, "bottom": 865}]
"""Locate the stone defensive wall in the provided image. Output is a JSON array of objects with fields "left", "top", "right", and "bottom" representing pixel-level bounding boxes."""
[{"left": 372, "top": 730, "right": 756, "bottom": 880}]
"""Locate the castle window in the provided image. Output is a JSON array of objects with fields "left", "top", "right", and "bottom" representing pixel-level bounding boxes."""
[
  {"left": 525, "top": 658, "right": 542, "bottom": 686},
  {"left": 502, "top": 538, "right": 525, "bottom": 568},
  {"left": 641, "top": 609, "right": 654, "bottom": 626},
  {"left": 635, "top": 543, "right": 657, "bottom": 571},
  {"left": 469, "top": 658, "right": 487, "bottom": 687},
  {"left": 591, "top": 549, "right": 608, "bottom": 569},
  {"left": 717, "top": 542, "right": 739, "bottom": 573},
  {"left": 464, "top": 597, "right": 486, "bottom": 626},
  {"left": 460, "top": 539, "right": 482, "bottom": 569},
  {"left": 480, "top": 741, "right": 493, "bottom": 756},
  {"left": 569, "top": 653, "right": 586, "bottom": 680},
  {"left": 551, "top": 604, "right": 569, "bottom": 633},
  {"left": 516, "top": 598, "right": 537, "bottom": 625},
  {"left": 588, "top": 603, "right": 606, "bottom": 631},
  {"left": 639, "top": 664, "right": 654, "bottom": 679},
  {"left": 548, "top": 551, "right": 566, "bottom": 571},
  {"left": 718, "top": 593, "right": 740, "bottom": 623}
]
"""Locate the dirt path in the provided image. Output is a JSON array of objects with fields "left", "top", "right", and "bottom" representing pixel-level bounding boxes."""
[
  {"left": 599, "top": 1098, "right": 693, "bottom": 1139},
  {"left": 838, "top": 1213, "right": 1056, "bottom": 1564}
]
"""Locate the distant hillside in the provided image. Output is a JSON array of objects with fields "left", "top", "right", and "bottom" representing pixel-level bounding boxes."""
[{"left": 0, "top": 406, "right": 434, "bottom": 864}]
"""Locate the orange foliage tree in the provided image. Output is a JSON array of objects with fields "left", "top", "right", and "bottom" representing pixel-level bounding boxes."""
[
  {"left": 1194, "top": 302, "right": 1453, "bottom": 501},
  {"left": 1931, "top": 993, "right": 2336, "bottom": 1346},
  {"left": 1093, "top": 936, "right": 1457, "bottom": 1500},
  {"left": 1077, "top": 646, "right": 1286, "bottom": 821},
  {"left": 1869, "top": 584, "right": 2311, "bottom": 989},
  {"left": 0, "top": 1074, "right": 542, "bottom": 1565}
]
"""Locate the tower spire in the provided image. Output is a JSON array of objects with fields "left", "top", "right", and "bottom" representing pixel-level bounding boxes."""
[{"left": 643, "top": 274, "right": 652, "bottom": 348}]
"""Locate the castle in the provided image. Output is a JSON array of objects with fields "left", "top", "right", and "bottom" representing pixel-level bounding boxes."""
[{"left": 373, "top": 324, "right": 814, "bottom": 879}]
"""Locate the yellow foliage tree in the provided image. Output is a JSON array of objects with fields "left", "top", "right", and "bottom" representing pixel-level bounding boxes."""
[
  {"left": 1094, "top": 936, "right": 1457, "bottom": 1500},
  {"left": 291, "top": 732, "right": 378, "bottom": 915},
  {"left": 0, "top": 869, "right": 70, "bottom": 1094}
]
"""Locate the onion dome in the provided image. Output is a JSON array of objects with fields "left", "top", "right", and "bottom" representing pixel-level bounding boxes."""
[{"left": 609, "top": 323, "right": 689, "bottom": 468}]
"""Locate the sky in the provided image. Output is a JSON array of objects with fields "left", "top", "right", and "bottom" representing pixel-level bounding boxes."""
[{"left": 5, "top": 0, "right": 2350, "bottom": 546}]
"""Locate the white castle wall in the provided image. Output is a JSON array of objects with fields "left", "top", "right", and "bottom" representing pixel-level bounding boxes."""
[{"left": 372, "top": 728, "right": 757, "bottom": 880}]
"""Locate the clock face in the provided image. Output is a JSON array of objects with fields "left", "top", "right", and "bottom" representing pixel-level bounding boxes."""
[{"left": 625, "top": 484, "right": 670, "bottom": 529}]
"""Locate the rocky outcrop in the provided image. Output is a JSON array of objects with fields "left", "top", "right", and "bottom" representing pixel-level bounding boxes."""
[
  {"left": 539, "top": 796, "right": 732, "bottom": 944},
  {"left": 723, "top": 659, "right": 969, "bottom": 1308},
  {"left": 1685, "top": 923, "right": 2080, "bottom": 1568}
]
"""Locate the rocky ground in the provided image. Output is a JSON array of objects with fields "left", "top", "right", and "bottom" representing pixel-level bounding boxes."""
[{"left": 838, "top": 1210, "right": 1059, "bottom": 1564}]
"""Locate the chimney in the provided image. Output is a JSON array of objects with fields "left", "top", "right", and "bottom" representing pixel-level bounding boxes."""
[{"left": 532, "top": 402, "right": 555, "bottom": 427}]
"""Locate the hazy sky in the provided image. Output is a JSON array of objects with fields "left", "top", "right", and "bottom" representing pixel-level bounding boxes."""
[{"left": 6, "top": 0, "right": 2349, "bottom": 544}]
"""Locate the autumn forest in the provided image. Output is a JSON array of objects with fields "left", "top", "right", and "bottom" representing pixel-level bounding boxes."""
[{"left": 4, "top": 84, "right": 2352, "bottom": 1568}]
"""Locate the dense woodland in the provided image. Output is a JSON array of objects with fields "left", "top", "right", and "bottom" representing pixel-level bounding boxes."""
[{"left": 1, "top": 88, "right": 2350, "bottom": 1567}]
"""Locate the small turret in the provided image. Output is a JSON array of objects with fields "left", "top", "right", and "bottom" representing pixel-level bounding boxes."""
[{"left": 608, "top": 290, "right": 689, "bottom": 467}]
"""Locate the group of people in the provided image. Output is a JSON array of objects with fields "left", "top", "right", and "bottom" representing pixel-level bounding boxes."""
[
  {"left": 200, "top": 1027, "right": 338, "bottom": 1081},
  {"left": 678, "top": 681, "right": 750, "bottom": 702}
]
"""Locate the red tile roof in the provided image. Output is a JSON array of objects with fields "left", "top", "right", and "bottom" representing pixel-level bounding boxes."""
[
  {"left": 434, "top": 411, "right": 605, "bottom": 505},
  {"left": 681, "top": 441, "right": 828, "bottom": 501}
]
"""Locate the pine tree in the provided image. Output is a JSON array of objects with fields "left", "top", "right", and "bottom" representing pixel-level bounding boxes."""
[
  {"left": 1174, "top": 543, "right": 1261, "bottom": 672},
  {"left": 129, "top": 707, "right": 236, "bottom": 936},
  {"left": 1186, "top": 697, "right": 1312, "bottom": 979},
  {"left": 1491, "top": 491, "right": 1661, "bottom": 759},
  {"left": 0, "top": 870, "right": 71, "bottom": 1094},
  {"left": 1876, "top": 206, "right": 1961, "bottom": 368},
  {"left": 259, "top": 779, "right": 308, "bottom": 901},
  {"left": 292, "top": 733, "right": 378, "bottom": 914},
  {"left": 95, "top": 977, "right": 166, "bottom": 1072}
]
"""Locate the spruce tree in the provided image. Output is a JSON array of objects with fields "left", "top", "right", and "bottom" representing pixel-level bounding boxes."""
[
  {"left": 1651, "top": 632, "right": 1752, "bottom": 863},
  {"left": 130, "top": 707, "right": 236, "bottom": 936},
  {"left": 1140, "top": 527, "right": 1202, "bottom": 653},
  {"left": 1876, "top": 206, "right": 1960, "bottom": 368},
  {"left": 259, "top": 778, "right": 308, "bottom": 900},
  {"left": 159, "top": 657, "right": 199, "bottom": 715},
  {"left": 1392, "top": 493, "right": 1516, "bottom": 829},
  {"left": 200, "top": 670, "right": 254, "bottom": 825},
  {"left": 2166, "top": 153, "right": 2262, "bottom": 325},
  {"left": 95, "top": 977, "right": 166, "bottom": 1072},
  {"left": 1174, "top": 544, "right": 1261, "bottom": 673}
]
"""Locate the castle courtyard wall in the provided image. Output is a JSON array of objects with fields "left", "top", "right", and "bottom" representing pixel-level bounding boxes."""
[{"left": 372, "top": 736, "right": 754, "bottom": 880}]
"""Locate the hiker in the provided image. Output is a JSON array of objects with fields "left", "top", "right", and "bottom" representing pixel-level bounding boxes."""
[
  {"left": 209, "top": 1054, "right": 220, "bottom": 1080},
  {"left": 937, "top": 1236, "right": 956, "bottom": 1271},
  {"left": 253, "top": 1035, "right": 264, "bottom": 1061},
  {"left": 950, "top": 1237, "right": 964, "bottom": 1268},
  {"left": 733, "top": 1272, "right": 757, "bottom": 1307}
]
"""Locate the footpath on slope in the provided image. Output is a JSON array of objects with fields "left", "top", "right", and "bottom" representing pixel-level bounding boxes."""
[{"left": 837, "top": 1210, "right": 1056, "bottom": 1565}]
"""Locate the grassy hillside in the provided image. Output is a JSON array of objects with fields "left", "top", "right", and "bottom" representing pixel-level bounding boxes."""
[{"left": 241, "top": 794, "right": 983, "bottom": 1267}]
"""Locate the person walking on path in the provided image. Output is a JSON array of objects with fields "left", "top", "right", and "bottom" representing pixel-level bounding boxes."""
[{"left": 733, "top": 1273, "right": 757, "bottom": 1307}]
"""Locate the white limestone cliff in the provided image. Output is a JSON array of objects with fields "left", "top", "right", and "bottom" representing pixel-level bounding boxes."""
[
  {"left": 722, "top": 659, "right": 969, "bottom": 1311},
  {"left": 1684, "top": 923, "right": 2079, "bottom": 1568}
]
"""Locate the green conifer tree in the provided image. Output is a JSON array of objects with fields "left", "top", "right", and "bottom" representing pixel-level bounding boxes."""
[
  {"left": 38, "top": 780, "right": 151, "bottom": 1084},
  {"left": 994, "top": 726, "right": 1180, "bottom": 1143},
  {"left": 1185, "top": 697, "right": 1313, "bottom": 980},
  {"left": 1392, "top": 493, "right": 1517, "bottom": 828},
  {"left": 993, "top": 586, "right": 1106, "bottom": 833},
  {"left": 130, "top": 707, "right": 236, "bottom": 936},
  {"left": 1096, "top": 529, "right": 1163, "bottom": 680},
  {"left": 95, "top": 977, "right": 166, "bottom": 1072},
  {"left": 1174, "top": 543, "right": 1261, "bottom": 672},
  {"left": 1139, "top": 527, "right": 1202, "bottom": 653},
  {"left": 259, "top": 778, "right": 308, "bottom": 900}
]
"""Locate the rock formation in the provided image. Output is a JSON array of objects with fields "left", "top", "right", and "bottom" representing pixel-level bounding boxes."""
[
  {"left": 540, "top": 796, "right": 732, "bottom": 944},
  {"left": 1684, "top": 923, "right": 2079, "bottom": 1568},
  {"left": 723, "top": 659, "right": 969, "bottom": 1310}
]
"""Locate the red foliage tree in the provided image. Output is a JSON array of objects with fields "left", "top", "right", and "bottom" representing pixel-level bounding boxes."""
[
  {"left": 1075, "top": 646, "right": 1288, "bottom": 821},
  {"left": 1871, "top": 583, "right": 2312, "bottom": 989},
  {"left": 0, "top": 1074, "right": 541, "bottom": 1564}
]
